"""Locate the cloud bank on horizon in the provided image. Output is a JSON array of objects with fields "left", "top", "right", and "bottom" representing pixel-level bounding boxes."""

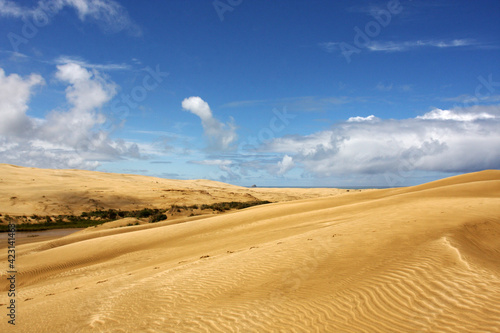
[
  {"left": 0, "top": 0, "right": 499, "bottom": 186},
  {"left": 263, "top": 106, "right": 500, "bottom": 176}
]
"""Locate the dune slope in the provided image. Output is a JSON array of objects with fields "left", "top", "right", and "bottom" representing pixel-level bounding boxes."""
[{"left": 0, "top": 170, "right": 499, "bottom": 332}]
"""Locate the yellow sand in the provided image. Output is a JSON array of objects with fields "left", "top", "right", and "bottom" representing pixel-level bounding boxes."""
[{"left": 0, "top": 166, "right": 499, "bottom": 332}]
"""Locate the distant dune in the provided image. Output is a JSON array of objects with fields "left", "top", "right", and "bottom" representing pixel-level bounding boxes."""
[
  {"left": 0, "top": 166, "right": 499, "bottom": 332},
  {"left": 0, "top": 163, "right": 350, "bottom": 217}
]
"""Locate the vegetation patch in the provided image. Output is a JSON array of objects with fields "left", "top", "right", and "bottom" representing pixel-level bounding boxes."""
[
  {"left": 0, "top": 200, "right": 272, "bottom": 232},
  {"left": 200, "top": 200, "right": 272, "bottom": 212},
  {"left": 0, "top": 208, "right": 168, "bottom": 232}
]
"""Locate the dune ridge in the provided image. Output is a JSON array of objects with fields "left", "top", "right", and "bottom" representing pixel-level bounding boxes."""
[{"left": 0, "top": 168, "right": 499, "bottom": 332}]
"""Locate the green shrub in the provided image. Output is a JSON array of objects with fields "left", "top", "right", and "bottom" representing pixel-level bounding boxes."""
[
  {"left": 149, "top": 213, "right": 167, "bottom": 223},
  {"left": 137, "top": 208, "right": 155, "bottom": 218},
  {"left": 0, "top": 202, "right": 271, "bottom": 232},
  {"left": 198, "top": 201, "right": 271, "bottom": 212}
]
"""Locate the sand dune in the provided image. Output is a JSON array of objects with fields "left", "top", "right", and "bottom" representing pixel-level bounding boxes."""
[
  {"left": 0, "top": 163, "right": 349, "bottom": 216},
  {"left": 0, "top": 168, "right": 499, "bottom": 332}
]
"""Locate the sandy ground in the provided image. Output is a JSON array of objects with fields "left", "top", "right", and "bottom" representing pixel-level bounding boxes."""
[{"left": 0, "top": 166, "right": 499, "bottom": 332}]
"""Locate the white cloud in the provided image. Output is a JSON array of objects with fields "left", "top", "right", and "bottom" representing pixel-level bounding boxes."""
[
  {"left": 277, "top": 155, "right": 294, "bottom": 175},
  {"left": 57, "top": 62, "right": 117, "bottom": 111},
  {"left": 0, "top": 63, "right": 141, "bottom": 169},
  {"left": 347, "top": 115, "right": 378, "bottom": 122},
  {"left": 0, "top": 68, "right": 44, "bottom": 136},
  {"left": 55, "top": 56, "right": 131, "bottom": 71},
  {"left": 366, "top": 39, "right": 476, "bottom": 52},
  {"left": 39, "top": 62, "right": 116, "bottom": 148},
  {"left": 320, "top": 39, "right": 482, "bottom": 55},
  {"left": 182, "top": 96, "right": 237, "bottom": 151},
  {"left": 0, "top": 0, "right": 23, "bottom": 17},
  {"left": 417, "top": 108, "right": 496, "bottom": 121},
  {"left": 262, "top": 106, "right": 500, "bottom": 176},
  {"left": 0, "top": 0, "right": 140, "bottom": 35},
  {"left": 182, "top": 96, "right": 212, "bottom": 119}
]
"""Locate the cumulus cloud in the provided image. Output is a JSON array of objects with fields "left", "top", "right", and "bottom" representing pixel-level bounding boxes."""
[
  {"left": 0, "top": 0, "right": 140, "bottom": 35},
  {"left": 347, "top": 115, "right": 378, "bottom": 122},
  {"left": 277, "top": 155, "right": 294, "bottom": 175},
  {"left": 57, "top": 62, "right": 117, "bottom": 111},
  {"left": 182, "top": 96, "right": 237, "bottom": 151},
  {"left": 262, "top": 106, "right": 500, "bottom": 177},
  {"left": 0, "top": 63, "right": 140, "bottom": 169},
  {"left": 0, "top": 68, "right": 44, "bottom": 136}
]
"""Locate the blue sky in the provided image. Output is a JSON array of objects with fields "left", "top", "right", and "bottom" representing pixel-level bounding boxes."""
[{"left": 0, "top": 0, "right": 499, "bottom": 187}]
